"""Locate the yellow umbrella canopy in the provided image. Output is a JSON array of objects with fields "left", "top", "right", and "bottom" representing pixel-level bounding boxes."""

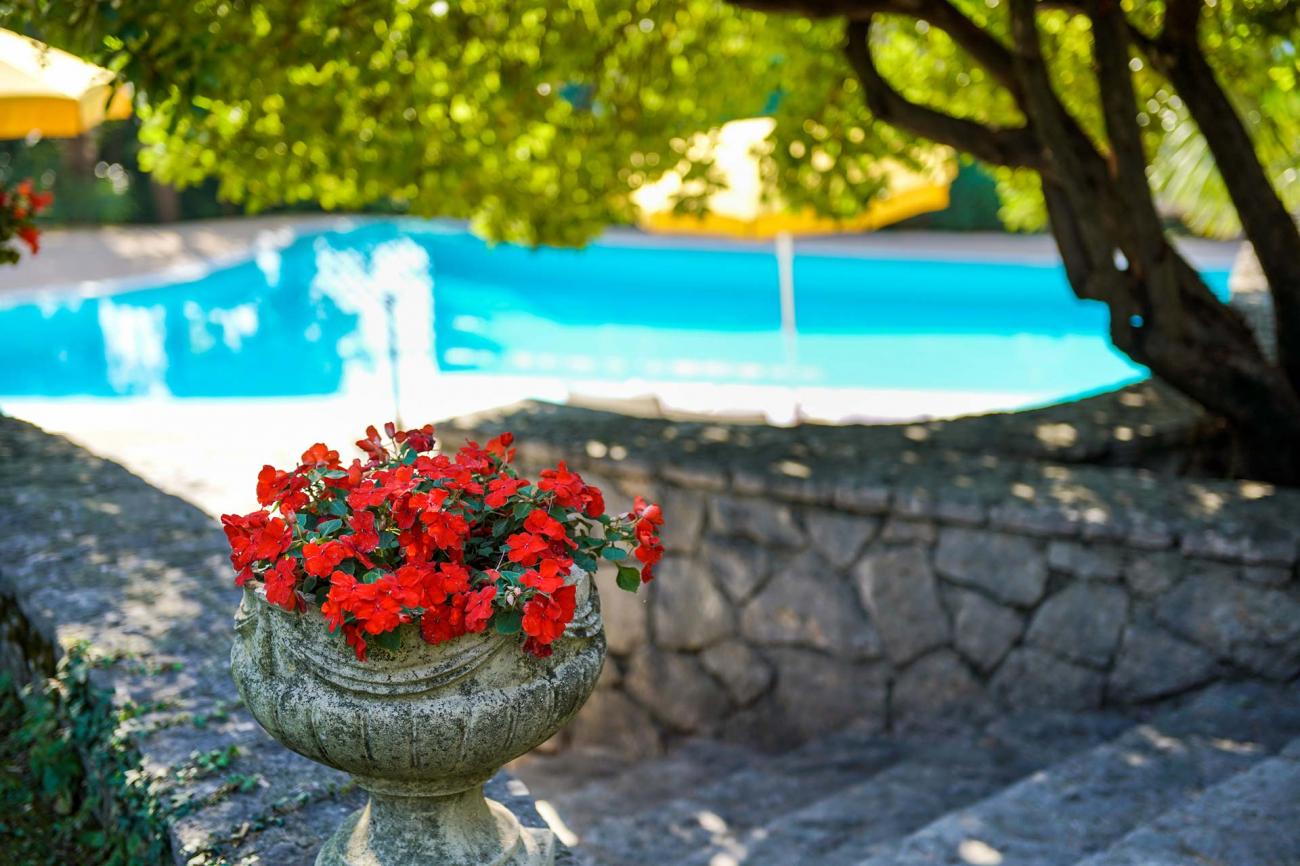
[
  {"left": 633, "top": 117, "right": 954, "bottom": 239},
  {"left": 0, "top": 28, "right": 133, "bottom": 140}
]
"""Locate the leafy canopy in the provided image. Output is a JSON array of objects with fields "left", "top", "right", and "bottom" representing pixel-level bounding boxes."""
[{"left": 7, "top": 0, "right": 1298, "bottom": 244}]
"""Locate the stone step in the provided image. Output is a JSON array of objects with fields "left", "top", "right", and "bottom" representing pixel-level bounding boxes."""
[
  {"left": 515, "top": 738, "right": 758, "bottom": 837},
  {"left": 726, "top": 711, "right": 1132, "bottom": 866},
  {"left": 1073, "top": 735, "right": 1300, "bottom": 866},
  {"left": 853, "top": 682, "right": 1300, "bottom": 866},
  {"left": 577, "top": 722, "right": 905, "bottom": 866}
]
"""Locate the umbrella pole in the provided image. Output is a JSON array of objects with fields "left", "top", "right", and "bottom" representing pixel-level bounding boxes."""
[{"left": 775, "top": 230, "right": 800, "bottom": 421}]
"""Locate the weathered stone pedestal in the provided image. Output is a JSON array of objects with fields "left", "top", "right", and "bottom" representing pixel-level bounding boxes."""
[
  {"left": 316, "top": 785, "right": 554, "bottom": 865},
  {"left": 231, "top": 575, "right": 604, "bottom": 866}
]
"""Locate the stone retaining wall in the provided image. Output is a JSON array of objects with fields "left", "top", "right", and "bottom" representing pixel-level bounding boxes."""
[{"left": 448, "top": 401, "right": 1300, "bottom": 757}]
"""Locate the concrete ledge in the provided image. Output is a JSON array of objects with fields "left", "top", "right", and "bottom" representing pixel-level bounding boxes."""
[{"left": 0, "top": 415, "right": 562, "bottom": 865}]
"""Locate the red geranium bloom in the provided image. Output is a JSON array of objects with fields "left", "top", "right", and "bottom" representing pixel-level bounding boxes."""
[
  {"left": 300, "top": 442, "right": 340, "bottom": 467},
  {"left": 506, "top": 531, "right": 551, "bottom": 567},
  {"left": 322, "top": 571, "right": 358, "bottom": 631},
  {"left": 302, "top": 540, "right": 349, "bottom": 577},
  {"left": 521, "top": 584, "right": 577, "bottom": 652},
  {"left": 348, "top": 580, "right": 405, "bottom": 635},
  {"left": 342, "top": 622, "right": 369, "bottom": 661},
  {"left": 256, "top": 465, "right": 309, "bottom": 512},
  {"left": 522, "top": 637, "right": 553, "bottom": 658},
  {"left": 348, "top": 509, "right": 381, "bottom": 552},
  {"left": 17, "top": 226, "right": 39, "bottom": 254},
  {"left": 421, "top": 509, "right": 470, "bottom": 553},
  {"left": 265, "top": 557, "right": 300, "bottom": 611},
  {"left": 521, "top": 559, "right": 566, "bottom": 594},
  {"left": 523, "top": 509, "right": 567, "bottom": 542},
  {"left": 485, "top": 432, "right": 516, "bottom": 462},
  {"left": 394, "top": 423, "right": 436, "bottom": 453},
  {"left": 421, "top": 602, "right": 467, "bottom": 645},
  {"left": 465, "top": 585, "right": 497, "bottom": 632},
  {"left": 538, "top": 461, "right": 605, "bottom": 517},
  {"left": 485, "top": 475, "right": 528, "bottom": 509}
]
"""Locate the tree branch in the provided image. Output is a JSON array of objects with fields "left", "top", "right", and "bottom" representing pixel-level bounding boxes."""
[
  {"left": 1086, "top": 0, "right": 1168, "bottom": 264},
  {"left": 736, "top": 0, "right": 1021, "bottom": 96},
  {"left": 842, "top": 19, "right": 1040, "bottom": 167}
]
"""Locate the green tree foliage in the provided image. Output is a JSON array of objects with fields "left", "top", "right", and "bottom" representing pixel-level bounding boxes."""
[{"left": 6, "top": 1, "right": 1293, "bottom": 244}]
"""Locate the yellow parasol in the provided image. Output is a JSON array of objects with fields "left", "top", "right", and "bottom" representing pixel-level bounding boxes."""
[
  {"left": 633, "top": 117, "right": 954, "bottom": 240},
  {"left": 633, "top": 117, "right": 955, "bottom": 399},
  {"left": 0, "top": 28, "right": 133, "bottom": 140}
]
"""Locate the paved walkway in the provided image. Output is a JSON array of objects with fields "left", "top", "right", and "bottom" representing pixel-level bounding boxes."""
[{"left": 0, "top": 215, "right": 356, "bottom": 298}]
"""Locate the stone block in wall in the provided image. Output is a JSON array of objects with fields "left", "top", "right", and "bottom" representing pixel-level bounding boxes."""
[
  {"left": 831, "top": 477, "right": 892, "bottom": 515},
  {"left": 732, "top": 462, "right": 834, "bottom": 504},
  {"left": 1155, "top": 570, "right": 1300, "bottom": 679},
  {"left": 759, "top": 648, "right": 888, "bottom": 741},
  {"left": 565, "top": 688, "right": 663, "bottom": 759},
  {"left": 651, "top": 556, "right": 733, "bottom": 651},
  {"left": 1241, "top": 564, "right": 1293, "bottom": 587},
  {"left": 990, "top": 647, "right": 1106, "bottom": 710},
  {"left": 1180, "top": 523, "right": 1298, "bottom": 566},
  {"left": 1047, "top": 541, "right": 1123, "bottom": 581},
  {"left": 1108, "top": 623, "right": 1217, "bottom": 703},
  {"left": 708, "top": 494, "right": 806, "bottom": 548},
  {"left": 661, "top": 461, "right": 729, "bottom": 492},
  {"left": 1025, "top": 582, "right": 1129, "bottom": 668},
  {"left": 657, "top": 487, "right": 706, "bottom": 555},
  {"left": 880, "top": 517, "right": 938, "bottom": 545},
  {"left": 988, "top": 499, "right": 1080, "bottom": 538},
  {"left": 934, "top": 527, "right": 1049, "bottom": 606},
  {"left": 624, "top": 649, "right": 731, "bottom": 734},
  {"left": 740, "top": 550, "right": 882, "bottom": 659},
  {"left": 703, "top": 536, "right": 773, "bottom": 602},
  {"left": 851, "top": 546, "right": 950, "bottom": 665},
  {"left": 700, "top": 640, "right": 773, "bottom": 706},
  {"left": 594, "top": 565, "right": 649, "bottom": 656},
  {"left": 1124, "top": 512, "right": 1177, "bottom": 550},
  {"left": 805, "top": 510, "right": 880, "bottom": 569},
  {"left": 892, "top": 649, "right": 987, "bottom": 721},
  {"left": 945, "top": 586, "right": 1023, "bottom": 673},
  {"left": 1125, "top": 550, "right": 1183, "bottom": 596}
]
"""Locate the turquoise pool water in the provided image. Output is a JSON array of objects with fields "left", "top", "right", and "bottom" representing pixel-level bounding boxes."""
[{"left": 0, "top": 221, "right": 1231, "bottom": 406}]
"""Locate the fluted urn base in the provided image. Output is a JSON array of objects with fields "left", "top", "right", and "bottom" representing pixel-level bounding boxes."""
[{"left": 315, "top": 784, "right": 554, "bottom": 866}]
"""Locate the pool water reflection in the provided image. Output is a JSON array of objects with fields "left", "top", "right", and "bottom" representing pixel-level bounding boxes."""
[{"left": 0, "top": 221, "right": 1231, "bottom": 412}]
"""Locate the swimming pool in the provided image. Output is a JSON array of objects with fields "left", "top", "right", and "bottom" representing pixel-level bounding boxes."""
[{"left": 0, "top": 220, "right": 1231, "bottom": 419}]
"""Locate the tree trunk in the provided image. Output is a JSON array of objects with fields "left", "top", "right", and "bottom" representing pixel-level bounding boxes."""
[
  {"left": 1142, "top": 16, "right": 1300, "bottom": 398},
  {"left": 754, "top": 0, "right": 1300, "bottom": 480}
]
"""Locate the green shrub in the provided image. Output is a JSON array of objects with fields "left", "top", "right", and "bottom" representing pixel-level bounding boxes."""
[{"left": 0, "top": 644, "right": 170, "bottom": 866}]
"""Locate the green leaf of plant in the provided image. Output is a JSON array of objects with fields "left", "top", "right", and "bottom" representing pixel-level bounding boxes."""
[
  {"left": 601, "top": 546, "right": 627, "bottom": 561},
  {"left": 316, "top": 518, "right": 343, "bottom": 535},
  {"left": 494, "top": 611, "right": 522, "bottom": 635},
  {"left": 616, "top": 566, "right": 642, "bottom": 593},
  {"left": 371, "top": 629, "right": 402, "bottom": 654}
]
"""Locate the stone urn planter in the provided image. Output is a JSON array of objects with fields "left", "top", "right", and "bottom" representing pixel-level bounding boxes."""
[{"left": 230, "top": 571, "right": 605, "bottom": 866}]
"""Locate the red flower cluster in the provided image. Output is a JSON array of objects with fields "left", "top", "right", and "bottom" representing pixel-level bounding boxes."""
[
  {"left": 222, "top": 423, "right": 663, "bottom": 661},
  {"left": 1, "top": 179, "right": 53, "bottom": 265}
]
